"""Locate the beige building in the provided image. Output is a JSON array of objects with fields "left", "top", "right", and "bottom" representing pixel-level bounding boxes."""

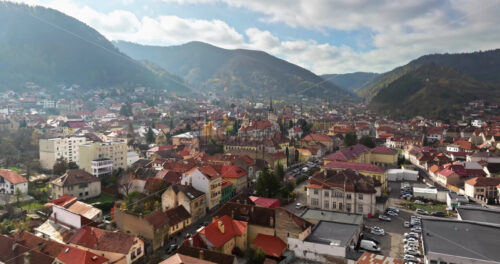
[
  {"left": 39, "top": 136, "right": 89, "bottom": 170},
  {"left": 306, "top": 170, "right": 378, "bottom": 216},
  {"left": 51, "top": 169, "right": 101, "bottom": 199},
  {"left": 162, "top": 184, "right": 206, "bottom": 222},
  {"left": 79, "top": 141, "right": 128, "bottom": 176}
]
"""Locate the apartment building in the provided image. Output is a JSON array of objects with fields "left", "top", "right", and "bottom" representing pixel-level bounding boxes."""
[
  {"left": 39, "top": 136, "right": 88, "bottom": 170},
  {"left": 79, "top": 141, "right": 127, "bottom": 177},
  {"left": 306, "top": 170, "right": 378, "bottom": 216},
  {"left": 181, "top": 165, "right": 222, "bottom": 210}
]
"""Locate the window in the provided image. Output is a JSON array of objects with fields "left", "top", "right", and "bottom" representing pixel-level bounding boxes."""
[
  {"left": 358, "top": 205, "right": 363, "bottom": 212},
  {"left": 358, "top": 194, "right": 363, "bottom": 200},
  {"left": 85, "top": 191, "right": 88, "bottom": 196},
  {"left": 334, "top": 192, "right": 343, "bottom": 198},
  {"left": 332, "top": 202, "right": 336, "bottom": 209},
  {"left": 346, "top": 194, "right": 351, "bottom": 200},
  {"left": 79, "top": 193, "right": 83, "bottom": 197},
  {"left": 339, "top": 203, "right": 343, "bottom": 210},
  {"left": 311, "top": 198, "right": 319, "bottom": 206},
  {"left": 324, "top": 200, "right": 329, "bottom": 209},
  {"left": 346, "top": 203, "right": 351, "bottom": 212},
  {"left": 429, "top": 261, "right": 437, "bottom": 264},
  {"left": 313, "top": 189, "right": 318, "bottom": 195},
  {"left": 324, "top": 191, "right": 329, "bottom": 197}
]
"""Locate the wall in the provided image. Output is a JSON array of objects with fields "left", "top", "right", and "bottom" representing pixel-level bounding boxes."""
[
  {"left": 287, "top": 237, "right": 346, "bottom": 262},
  {"left": 114, "top": 209, "right": 167, "bottom": 250}
]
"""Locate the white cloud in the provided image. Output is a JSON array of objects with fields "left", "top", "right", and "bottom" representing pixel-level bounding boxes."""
[{"left": 7, "top": 0, "right": 500, "bottom": 74}]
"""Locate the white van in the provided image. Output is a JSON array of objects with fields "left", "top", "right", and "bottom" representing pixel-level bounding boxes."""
[{"left": 360, "top": 239, "right": 381, "bottom": 252}]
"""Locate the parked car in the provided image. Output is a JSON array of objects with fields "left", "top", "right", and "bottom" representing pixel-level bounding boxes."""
[
  {"left": 296, "top": 203, "right": 304, "bottom": 209},
  {"left": 411, "top": 227, "right": 422, "bottom": 233},
  {"left": 363, "top": 236, "right": 380, "bottom": 245},
  {"left": 387, "top": 210, "right": 398, "bottom": 217},
  {"left": 431, "top": 211, "right": 446, "bottom": 217},
  {"left": 378, "top": 215, "right": 392, "bottom": 222},
  {"left": 370, "top": 227, "right": 385, "bottom": 236},
  {"left": 405, "top": 232, "right": 420, "bottom": 238},
  {"left": 404, "top": 221, "right": 410, "bottom": 228},
  {"left": 416, "top": 209, "right": 429, "bottom": 215},
  {"left": 360, "top": 239, "right": 381, "bottom": 252},
  {"left": 405, "top": 248, "right": 420, "bottom": 256},
  {"left": 403, "top": 237, "right": 418, "bottom": 244},
  {"left": 404, "top": 254, "right": 420, "bottom": 262}
]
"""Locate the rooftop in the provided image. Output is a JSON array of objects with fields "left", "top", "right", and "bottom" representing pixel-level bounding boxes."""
[
  {"left": 422, "top": 219, "right": 500, "bottom": 262},
  {"left": 300, "top": 209, "right": 363, "bottom": 225},
  {"left": 457, "top": 206, "right": 500, "bottom": 225},
  {"left": 305, "top": 220, "right": 360, "bottom": 247}
]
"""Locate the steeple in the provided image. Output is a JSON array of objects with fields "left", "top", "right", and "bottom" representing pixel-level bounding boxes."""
[{"left": 269, "top": 96, "right": 273, "bottom": 112}]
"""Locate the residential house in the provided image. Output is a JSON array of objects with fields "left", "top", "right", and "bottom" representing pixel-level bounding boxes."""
[
  {"left": 172, "top": 131, "right": 200, "bottom": 150},
  {"left": 464, "top": 177, "right": 500, "bottom": 201},
  {"left": 164, "top": 206, "right": 192, "bottom": 236},
  {"left": 301, "top": 134, "right": 334, "bottom": 152},
  {"left": 46, "top": 194, "right": 102, "bottom": 221},
  {"left": 197, "top": 215, "right": 248, "bottom": 255},
  {"left": 0, "top": 169, "right": 28, "bottom": 195},
  {"left": 306, "top": 170, "right": 378, "bottom": 216},
  {"left": 220, "top": 165, "right": 247, "bottom": 194},
  {"left": 114, "top": 209, "right": 169, "bottom": 250},
  {"left": 51, "top": 169, "right": 101, "bottom": 199},
  {"left": 181, "top": 166, "right": 222, "bottom": 210},
  {"left": 436, "top": 168, "right": 461, "bottom": 187},
  {"left": 173, "top": 245, "right": 238, "bottom": 264},
  {"left": 69, "top": 226, "right": 144, "bottom": 264},
  {"left": 220, "top": 180, "right": 234, "bottom": 204},
  {"left": 161, "top": 184, "right": 206, "bottom": 222}
]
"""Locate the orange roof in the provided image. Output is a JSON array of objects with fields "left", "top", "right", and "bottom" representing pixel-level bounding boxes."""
[
  {"left": 48, "top": 194, "right": 77, "bottom": 207},
  {"left": 221, "top": 165, "right": 247, "bottom": 179},
  {"left": 306, "top": 184, "right": 322, "bottom": 189},
  {"left": 429, "top": 165, "right": 440, "bottom": 173},
  {"left": 56, "top": 245, "right": 109, "bottom": 264},
  {"left": 356, "top": 252, "right": 404, "bottom": 264},
  {"left": 201, "top": 215, "right": 247, "bottom": 248},
  {"left": 252, "top": 234, "right": 287, "bottom": 258},
  {"left": 303, "top": 133, "right": 331, "bottom": 142},
  {"left": 465, "top": 177, "right": 500, "bottom": 187},
  {"left": 0, "top": 169, "right": 27, "bottom": 184}
]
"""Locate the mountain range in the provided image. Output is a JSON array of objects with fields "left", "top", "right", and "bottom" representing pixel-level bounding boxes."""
[
  {"left": 321, "top": 72, "right": 379, "bottom": 93},
  {"left": 113, "top": 41, "right": 351, "bottom": 99},
  {"left": 0, "top": 2, "right": 188, "bottom": 93}
]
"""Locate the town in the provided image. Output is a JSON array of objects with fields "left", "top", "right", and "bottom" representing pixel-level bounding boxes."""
[{"left": 0, "top": 85, "right": 499, "bottom": 264}]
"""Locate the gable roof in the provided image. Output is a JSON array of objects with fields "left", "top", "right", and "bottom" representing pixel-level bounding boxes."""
[
  {"left": 324, "top": 144, "right": 370, "bottom": 161},
  {"left": 69, "top": 226, "right": 136, "bottom": 254},
  {"left": 252, "top": 234, "right": 287, "bottom": 258},
  {"left": 370, "top": 146, "right": 397, "bottom": 155},
  {"left": 465, "top": 177, "right": 500, "bottom": 187},
  {"left": 164, "top": 206, "right": 192, "bottom": 226},
  {"left": 303, "top": 134, "right": 332, "bottom": 142},
  {"left": 52, "top": 170, "right": 99, "bottom": 187},
  {"left": 200, "top": 215, "right": 247, "bottom": 248},
  {"left": 220, "top": 165, "right": 247, "bottom": 179},
  {"left": 0, "top": 169, "right": 27, "bottom": 184},
  {"left": 324, "top": 161, "right": 384, "bottom": 173},
  {"left": 56, "top": 245, "right": 109, "bottom": 264}
]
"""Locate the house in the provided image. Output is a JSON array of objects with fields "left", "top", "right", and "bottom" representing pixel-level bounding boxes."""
[
  {"left": 51, "top": 169, "right": 101, "bottom": 199},
  {"left": 173, "top": 245, "right": 238, "bottom": 264},
  {"left": 249, "top": 196, "right": 280, "bottom": 209},
  {"left": 46, "top": 194, "right": 102, "bottom": 221},
  {"left": 163, "top": 205, "right": 192, "bottom": 236},
  {"left": 306, "top": 170, "right": 378, "bottom": 216},
  {"left": 220, "top": 180, "right": 234, "bottom": 204},
  {"left": 436, "top": 168, "right": 461, "bottom": 187},
  {"left": 161, "top": 184, "right": 206, "bottom": 222},
  {"left": 301, "top": 134, "right": 334, "bottom": 151},
  {"left": 464, "top": 177, "right": 500, "bottom": 201},
  {"left": 421, "top": 219, "right": 500, "bottom": 264},
  {"left": 324, "top": 144, "right": 370, "bottom": 164},
  {"left": 220, "top": 165, "right": 247, "bottom": 194},
  {"left": 172, "top": 131, "right": 200, "bottom": 150},
  {"left": 159, "top": 253, "right": 216, "bottom": 264},
  {"left": 287, "top": 220, "right": 361, "bottom": 262},
  {"left": 69, "top": 226, "right": 144, "bottom": 264},
  {"left": 181, "top": 166, "right": 222, "bottom": 210},
  {"left": 0, "top": 169, "right": 28, "bottom": 195},
  {"left": 252, "top": 233, "right": 287, "bottom": 258},
  {"left": 114, "top": 209, "right": 170, "bottom": 251},
  {"left": 324, "top": 161, "right": 387, "bottom": 189},
  {"left": 197, "top": 215, "right": 248, "bottom": 255}
]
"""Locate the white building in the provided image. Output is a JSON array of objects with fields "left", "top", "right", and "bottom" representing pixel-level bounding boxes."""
[
  {"left": 127, "top": 151, "right": 140, "bottom": 166},
  {"left": 181, "top": 166, "right": 221, "bottom": 210},
  {"left": 0, "top": 169, "right": 28, "bottom": 195},
  {"left": 39, "top": 136, "right": 89, "bottom": 170},
  {"left": 387, "top": 169, "right": 419, "bottom": 181}
]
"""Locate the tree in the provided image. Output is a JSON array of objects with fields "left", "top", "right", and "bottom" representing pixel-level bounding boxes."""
[
  {"left": 19, "top": 119, "right": 27, "bottom": 128},
  {"left": 297, "top": 119, "right": 311, "bottom": 136},
  {"left": 359, "top": 135, "right": 376, "bottom": 148},
  {"left": 53, "top": 157, "right": 68, "bottom": 175},
  {"left": 285, "top": 147, "right": 289, "bottom": 165},
  {"left": 344, "top": 131, "right": 358, "bottom": 147},
  {"left": 146, "top": 127, "right": 155, "bottom": 144},
  {"left": 185, "top": 123, "right": 191, "bottom": 131},
  {"left": 14, "top": 188, "right": 23, "bottom": 208},
  {"left": 245, "top": 248, "right": 266, "bottom": 264},
  {"left": 120, "top": 102, "right": 133, "bottom": 117},
  {"left": 294, "top": 149, "right": 299, "bottom": 163},
  {"left": 68, "top": 161, "right": 79, "bottom": 170},
  {"left": 255, "top": 166, "right": 281, "bottom": 198},
  {"left": 276, "top": 163, "right": 285, "bottom": 181}
]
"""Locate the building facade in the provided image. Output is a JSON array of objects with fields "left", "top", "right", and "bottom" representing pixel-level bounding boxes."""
[
  {"left": 79, "top": 141, "right": 128, "bottom": 176},
  {"left": 39, "top": 136, "right": 89, "bottom": 170}
]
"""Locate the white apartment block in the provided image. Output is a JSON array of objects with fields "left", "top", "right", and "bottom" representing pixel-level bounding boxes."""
[
  {"left": 39, "top": 136, "right": 89, "bottom": 170},
  {"left": 79, "top": 141, "right": 128, "bottom": 176}
]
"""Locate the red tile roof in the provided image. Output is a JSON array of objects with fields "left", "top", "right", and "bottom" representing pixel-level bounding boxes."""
[
  {"left": 69, "top": 226, "right": 136, "bottom": 254},
  {"left": 221, "top": 180, "right": 233, "bottom": 190},
  {"left": 465, "top": 177, "right": 500, "bottom": 187},
  {"left": 0, "top": 169, "right": 27, "bottom": 184},
  {"left": 47, "top": 194, "right": 78, "bottom": 207},
  {"left": 249, "top": 196, "right": 280, "bottom": 208},
  {"left": 324, "top": 144, "right": 370, "bottom": 161},
  {"left": 303, "top": 133, "right": 332, "bottom": 142},
  {"left": 221, "top": 165, "right": 247, "bottom": 179},
  {"left": 371, "top": 146, "right": 397, "bottom": 155},
  {"left": 438, "top": 168, "right": 457, "bottom": 178},
  {"left": 252, "top": 234, "right": 286, "bottom": 258},
  {"left": 324, "top": 161, "right": 384, "bottom": 173},
  {"left": 200, "top": 215, "right": 247, "bottom": 248},
  {"left": 56, "top": 245, "right": 109, "bottom": 264}
]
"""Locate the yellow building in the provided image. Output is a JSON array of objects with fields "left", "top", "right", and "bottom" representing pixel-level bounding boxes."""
[
  {"left": 198, "top": 215, "right": 248, "bottom": 255},
  {"left": 324, "top": 161, "right": 387, "bottom": 189},
  {"left": 78, "top": 141, "right": 128, "bottom": 176}
]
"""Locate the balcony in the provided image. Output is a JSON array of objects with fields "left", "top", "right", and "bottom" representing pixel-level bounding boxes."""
[{"left": 91, "top": 159, "right": 113, "bottom": 178}]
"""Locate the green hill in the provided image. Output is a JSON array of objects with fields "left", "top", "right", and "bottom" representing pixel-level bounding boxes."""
[
  {"left": 369, "top": 63, "right": 500, "bottom": 119},
  {"left": 321, "top": 72, "right": 379, "bottom": 93},
  {"left": 0, "top": 2, "right": 189, "bottom": 93},
  {"left": 114, "top": 41, "right": 352, "bottom": 99}
]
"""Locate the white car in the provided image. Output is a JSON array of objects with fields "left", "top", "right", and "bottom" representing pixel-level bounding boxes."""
[
  {"left": 405, "top": 232, "right": 420, "bottom": 238},
  {"left": 405, "top": 249, "right": 420, "bottom": 256},
  {"left": 404, "top": 254, "right": 420, "bottom": 262},
  {"left": 414, "top": 200, "right": 425, "bottom": 205},
  {"left": 387, "top": 210, "right": 398, "bottom": 216},
  {"left": 378, "top": 215, "right": 392, "bottom": 222},
  {"left": 295, "top": 203, "right": 304, "bottom": 209},
  {"left": 403, "top": 237, "right": 418, "bottom": 244},
  {"left": 388, "top": 207, "right": 400, "bottom": 213},
  {"left": 371, "top": 229, "right": 385, "bottom": 236},
  {"left": 404, "top": 221, "right": 410, "bottom": 228},
  {"left": 411, "top": 227, "right": 422, "bottom": 233}
]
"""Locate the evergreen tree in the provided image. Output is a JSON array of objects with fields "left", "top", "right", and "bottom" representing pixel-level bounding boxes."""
[
  {"left": 344, "top": 131, "right": 358, "bottom": 147},
  {"left": 146, "top": 127, "right": 155, "bottom": 144},
  {"left": 359, "top": 135, "right": 376, "bottom": 148},
  {"left": 53, "top": 157, "right": 68, "bottom": 175}
]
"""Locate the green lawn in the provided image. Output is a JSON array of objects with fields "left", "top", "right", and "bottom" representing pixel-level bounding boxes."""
[
  {"left": 85, "top": 194, "right": 117, "bottom": 214},
  {"left": 21, "top": 202, "right": 45, "bottom": 211},
  {"left": 403, "top": 201, "right": 446, "bottom": 213}
]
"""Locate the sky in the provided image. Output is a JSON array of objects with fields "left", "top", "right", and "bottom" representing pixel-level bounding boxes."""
[{"left": 9, "top": 0, "right": 500, "bottom": 74}]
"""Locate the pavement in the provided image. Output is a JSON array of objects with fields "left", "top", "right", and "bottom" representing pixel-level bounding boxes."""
[{"left": 284, "top": 180, "right": 308, "bottom": 216}]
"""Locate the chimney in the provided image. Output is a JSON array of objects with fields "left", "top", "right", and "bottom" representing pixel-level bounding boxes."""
[
  {"left": 217, "top": 220, "right": 225, "bottom": 233},
  {"left": 53, "top": 212, "right": 57, "bottom": 224},
  {"left": 188, "top": 237, "right": 193, "bottom": 247},
  {"left": 199, "top": 249, "right": 204, "bottom": 260},
  {"left": 23, "top": 252, "right": 30, "bottom": 264},
  {"left": 231, "top": 210, "right": 235, "bottom": 219},
  {"left": 269, "top": 216, "right": 274, "bottom": 227}
]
